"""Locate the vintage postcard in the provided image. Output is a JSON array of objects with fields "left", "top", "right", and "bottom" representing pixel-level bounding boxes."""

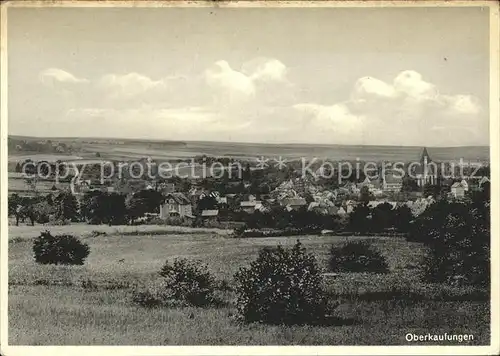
[{"left": 0, "top": 1, "right": 499, "bottom": 355}]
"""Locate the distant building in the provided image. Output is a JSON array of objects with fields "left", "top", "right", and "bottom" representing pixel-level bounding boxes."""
[
  {"left": 201, "top": 209, "right": 219, "bottom": 223},
  {"left": 279, "top": 197, "right": 307, "bottom": 211},
  {"left": 357, "top": 176, "right": 381, "bottom": 193},
  {"left": 382, "top": 173, "right": 403, "bottom": 192},
  {"left": 460, "top": 179, "right": 469, "bottom": 192},
  {"left": 160, "top": 192, "right": 193, "bottom": 218},
  {"left": 240, "top": 200, "right": 262, "bottom": 214},
  {"left": 413, "top": 147, "right": 438, "bottom": 187},
  {"left": 450, "top": 182, "right": 466, "bottom": 199},
  {"left": 159, "top": 182, "right": 176, "bottom": 194}
]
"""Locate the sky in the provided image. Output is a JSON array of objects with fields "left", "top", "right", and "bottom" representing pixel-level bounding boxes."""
[{"left": 7, "top": 5, "right": 491, "bottom": 146}]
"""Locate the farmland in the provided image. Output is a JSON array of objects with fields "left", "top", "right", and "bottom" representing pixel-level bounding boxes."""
[
  {"left": 9, "top": 135, "right": 490, "bottom": 163},
  {"left": 8, "top": 225, "right": 490, "bottom": 345}
]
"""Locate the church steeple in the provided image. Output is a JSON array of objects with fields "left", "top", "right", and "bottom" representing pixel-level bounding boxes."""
[{"left": 420, "top": 147, "right": 431, "bottom": 164}]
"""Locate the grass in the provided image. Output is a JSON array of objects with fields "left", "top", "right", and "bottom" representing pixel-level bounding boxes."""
[{"left": 8, "top": 225, "right": 490, "bottom": 345}]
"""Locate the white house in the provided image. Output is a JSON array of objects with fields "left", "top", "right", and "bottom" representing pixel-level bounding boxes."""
[
  {"left": 450, "top": 182, "right": 466, "bottom": 199},
  {"left": 160, "top": 193, "right": 193, "bottom": 218}
]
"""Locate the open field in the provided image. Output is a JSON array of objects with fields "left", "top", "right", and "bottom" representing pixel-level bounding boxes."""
[
  {"left": 9, "top": 135, "right": 490, "bottom": 162},
  {"left": 8, "top": 225, "right": 490, "bottom": 345}
]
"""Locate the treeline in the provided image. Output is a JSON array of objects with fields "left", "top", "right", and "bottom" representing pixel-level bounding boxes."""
[
  {"left": 8, "top": 138, "right": 72, "bottom": 153},
  {"left": 231, "top": 203, "right": 414, "bottom": 235},
  {"left": 8, "top": 189, "right": 164, "bottom": 226}
]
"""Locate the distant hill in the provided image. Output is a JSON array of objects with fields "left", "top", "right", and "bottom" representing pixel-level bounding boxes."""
[{"left": 8, "top": 135, "right": 490, "bottom": 163}]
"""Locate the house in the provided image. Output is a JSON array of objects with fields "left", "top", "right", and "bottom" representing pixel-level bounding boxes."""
[
  {"left": 450, "top": 182, "right": 466, "bottom": 199},
  {"left": 188, "top": 187, "right": 205, "bottom": 205},
  {"left": 357, "top": 176, "right": 381, "bottom": 193},
  {"left": 460, "top": 179, "right": 469, "bottom": 191},
  {"left": 308, "top": 201, "right": 336, "bottom": 215},
  {"left": 201, "top": 209, "right": 219, "bottom": 223},
  {"left": 279, "top": 197, "right": 307, "bottom": 211},
  {"left": 343, "top": 182, "right": 360, "bottom": 195},
  {"left": 159, "top": 182, "right": 176, "bottom": 194},
  {"left": 382, "top": 173, "right": 403, "bottom": 192},
  {"left": 241, "top": 200, "right": 262, "bottom": 214},
  {"left": 216, "top": 196, "right": 228, "bottom": 205},
  {"left": 254, "top": 202, "right": 270, "bottom": 213},
  {"left": 240, "top": 195, "right": 262, "bottom": 214},
  {"left": 160, "top": 192, "right": 193, "bottom": 218}
]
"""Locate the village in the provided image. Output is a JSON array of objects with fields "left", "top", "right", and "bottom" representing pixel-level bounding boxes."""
[{"left": 7, "top": 146, "right": 491, "bottom": 234}]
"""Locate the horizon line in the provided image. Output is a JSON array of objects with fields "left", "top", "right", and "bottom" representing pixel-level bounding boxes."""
[{"left": 7, "top": 133, "right": 490, "bottom": 149}]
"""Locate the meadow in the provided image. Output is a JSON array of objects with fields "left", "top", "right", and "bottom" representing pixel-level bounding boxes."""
[{"left": 8, "top": 225, "right": 490, "bottom": 345}]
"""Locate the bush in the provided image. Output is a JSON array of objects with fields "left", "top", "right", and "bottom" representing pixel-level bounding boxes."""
[
  {"left": 32, "top": 231, "right": 90, "bottom": 265},
  {"left": 234, "top": 241, "right": 332, "bottom": 325},
  {"left": 158, "top": 258, "right": 217, "bottom": 307},
  {"left": 411, "top": 199, "right": 490, "bottom": 286},
  {"left": 329, "top": 241, "right": 389, "bottom": 273}
]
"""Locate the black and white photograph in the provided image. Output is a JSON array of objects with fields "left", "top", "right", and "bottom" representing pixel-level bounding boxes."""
[{"left": 1, "top": 1, "right": 498, "bottom": 354}]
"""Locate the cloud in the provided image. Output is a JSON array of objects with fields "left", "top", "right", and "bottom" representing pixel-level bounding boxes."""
[
  {"left": 249, "top": 59, "right": 288, "bottom": 83},
  {"left": 39, "top": 68, "right": 89, "bottom": 86},
  {"left": 206, "top": 60, "right": 255, "bottom": 92},
  {"left": 35, "top": 64, "right": 486, "bottom": 146},
  {"left": 204, "top": 58, "right": 289, "bottom": 106},
  {"left": 98, "top": 72, "right": 170, "bottom": 99},
  {"left": 294, "top": 70, "right": 485, "bottom": 145},
  {"left": 293, "top": 103, "right": 364, "bottom": 135}
]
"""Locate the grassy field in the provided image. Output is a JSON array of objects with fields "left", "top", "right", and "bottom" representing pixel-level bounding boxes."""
[{"left": 8, "top": 225, "right": 490, "bottom": 345}]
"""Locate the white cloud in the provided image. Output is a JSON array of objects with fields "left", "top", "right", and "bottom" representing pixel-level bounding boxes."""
[
  {"left": 204, "top": 58, "right": 289, "bottom": 106},
  {"left": 98, "top": 72, "right": 168, "bottom": 98},
  {"left": 39, "top": 68, "right": 89, "bottom": 85},
  {"left": 250, "top": 59, "right": 288, "bottom": 83},
  {"left": 293, "top": 103, "right": 364, "bottom": 135},
  {"left": 205, "top": 60, "right": 256, "bottom": 99},
  {"left": 352, "top": 76, "right": 396, "bottom": 102},
  {"left": 294, "top": 70, "right": 485, "bottom": 145},
  {"left": 392, "top": 70, "right": 439, "bottom": 100}
]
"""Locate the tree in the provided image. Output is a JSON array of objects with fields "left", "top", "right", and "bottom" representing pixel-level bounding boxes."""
[
  {"left": 80, "top": 191, "right": 126, "bottom": 225},
  {"left": 33, "top": 200, "right": 55, "bottom": 224},
  {"left": 394, "top": 205, "right": 413, "bottom": 232},
  {"left": 8, "top": 194, "right": 21, "bottom": 219},
  {"left": 370, "top": 202, "right": 395, "bottom": 232},
  {"left": 410, "top": 199, "right": 489, "bottom": 286},
  {"left": 242, "top": 163, "right": 252, "bottom": 181},
  {"left": 348, "top": 203, "right": 371, "bottom": 233},
  {"left": 53, "top": 191, "right": 79, "bottom": 222},
  {"left": 196, "top": 195, "right": 218, "bottom": 214},
  {"left": 125, "top": 192, "right": 149, "bottom": 224},
  {"left": 401, "top": 177, "right": 419, "bottom": 192},
  {"left": 423, "top": 183, "right": 434, "bottom": 197},
  {"left": 124, "top": 189, "right": 163, "bottom": 224},
  {"left": 359, "top": 186, "right": 373, "bottom": 203}
]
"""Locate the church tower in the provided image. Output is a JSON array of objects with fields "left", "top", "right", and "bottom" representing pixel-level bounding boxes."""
[{"left": 420, "top": 147, "right": 431, "bottom": 165}]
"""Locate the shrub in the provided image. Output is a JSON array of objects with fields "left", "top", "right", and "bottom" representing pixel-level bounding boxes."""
[
  {"left": 412, "top": 200, "right": 490, "bottom": 286},
  {"left": 132, "top": 287, "right": 164, "bottom": 308},
  {"left": 32, "top": 231, "right": 90, "bottom": 265},
  {"left": 329, "top": 241, "right": 389, "bottom": 273},
  {"left": 234, "top": 241, "right": 332, "bottom": 325},
  {"left": 158, "top": 258, "right": 217, "bottom": 307}
]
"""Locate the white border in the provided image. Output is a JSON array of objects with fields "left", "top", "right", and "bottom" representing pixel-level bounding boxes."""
[{"left": 0, "top": 1, "right": 498, "bottom": 355}]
